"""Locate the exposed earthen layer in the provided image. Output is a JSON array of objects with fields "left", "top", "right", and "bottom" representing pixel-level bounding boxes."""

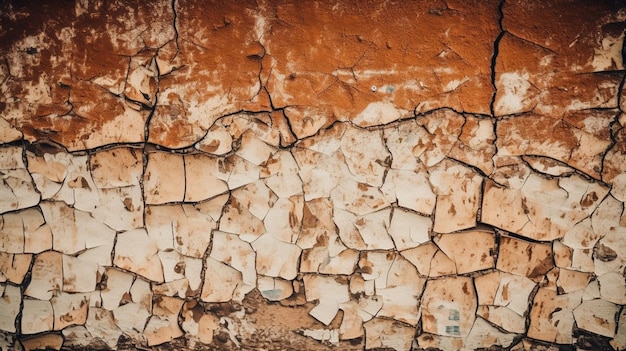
[{"left": 0, "top": 1, "right": 625, "bottom": 350}]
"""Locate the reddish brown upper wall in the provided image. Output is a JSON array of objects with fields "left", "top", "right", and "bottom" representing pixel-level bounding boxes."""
[
  {"left": 0, "top": 1, "right": 497, "bottom": 148},
  {"left": 0, "top": 1, "right": 624, "bottom": 165}
]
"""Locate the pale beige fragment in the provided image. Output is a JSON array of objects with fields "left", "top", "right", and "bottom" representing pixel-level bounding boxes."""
[
  {"left": 20, "top": 208, "right": 52, "bottom": 253},
  {"left": 25, "top": 251, "right": 63, "bottom": 300},
  {"left": 353, "top": 294, "right": 383, "bottom": 322},
  {"left": 257, "top": 276, "right": 293, "bottom": 301},
  {"left": 90, "top": 148, "right": 142, "bottom": 188},
  {"left": 144, "top": 296, "right": 184, "bottom": 346},
  {"left": 490, "top": 156, "right": 532, "bottom": 188},
  {"left": 340, "top": 126, "right": 389, "bottom": 187},
  {"left": 330, "top": 179, "right": 389, "bottom": 217},
  {"left": 62, "top": 255, "right": 98, "bottom": 293},
  {"left": 129, "top": 277, "right": 152, "bottom": 311},
  {"left": 181, "top": 300, "right": 219, "bottom": 345},
  {"left": 483, "top": 174, "right": 608, "bottom": 241},
  {"left": 90, "top": 185, "right": 144, "bottom": 232},
  {"left": 158, "top": 250, "right": 203, "bottom": 293},
  {"left": 0, "top": 147, "right": 40, "bottom": 213},
  {"left": 201, "top": 257, "right": 245, "bottom": 303},
  {"left": 263, "top": 195, "right": 303, "bottom": 243},
  {"left": 557, "top": 268, "right": 592, "bottom": 293},
  {"left": 583, "top": 279, "right": 601, "bottom": 301},
  {"left": 113, "top": 229, "right": 164, "bottom": 282},
  {"left": 40, "top": 153, "right": 99, "bottom": 212},
  {"left": 152, "top": 279, "right": 189, "bottom": 298},
  {"left": 363, "top": 317, "right": 415, "bottom": 351},
  {"left": 303, "top": 274, "right": 350, "bottom": 325},
  {"left": 562, "top": 218, "right": 599, "bottom": 272},
  {"left": 294, "top": 122, "right": 344, "bottom": 156},
  {"left": 430, "top": 160, "right": 482, "bottom": 233},
  {"left": 100, "top": 268, "right": 134, "bottom": 311},
  {"left": 299, "top": 328, "right": 340, "bottom": 344},
  {"left": 573, "top": 299, "right": 618, "bottom": 337},
  {"left": 210, "top": 231, "right": 256, "bottom": 288},
  {"left": 591, "top": 194, "right": 624, "bottom": 236},
  {"left": 85, "top": 307, "right": 122, "bottom": 349},
  {"left": 112, "top": 301, "right": 151, "bottom": 339},
  {"left": 413, "top": 110, "right": 465, "bottom": 167},
  {"left": 429, "top": 249, "right": 458, "bottom": 277},
  {"left": 355, "top": 209, "right": 395, "bottom": 250},
  {"left": 26, "top": 151, "right": 67, "bottom": 199},
  {"left": 383, "top": 120, "right": 426, "bottom": 171},
  {"left": 594, "top": 226, "right": 626, "bottom": 277},
  {"left": 553, "top": 240, "right": 573, "bottom": 268},
  {"left": 528, "top": 288, "right": 581, "bottom": 344},
  {"left": 21, "top": 299, "right": 53, "bottom": 334},
  {"left": 476, "top": 305, "right": 526, "bottom": 334},
  {"left": 332, "top": 209, "right": 366, "bottom": 250},
  {"left": 297, "top": 197, "right": 336, "bottom": 249},
  {"left": 252, "top": 234, "right": 301, "bottom": 280},
  {"left": 183, "top": 153, "right": 228, "bottom": 202},
  {"left": 611, "top": 308, "right": 626, "bottom": 351},
  {"left": 0, "top": 284, "right": 21, "bottom": 332},
  {"left": 236, "top": 130, "right": 275, "bottom": 166},
  {"left": 219, "top": 196, "right": 266, "bottom": 242},
  {"left": 300, "top": 246, "right": 359, "bottom": 275},
  {"left": 337, "top": 301, "right": 364, "bottom": 340},
  {"left": 493, "top": 273, "right": 536, "bottom": 316},
  {"left": 421, "top": 276, "right": 476, "bottom": 337},
  {"left": 474, "top": 271, "right": 534, "bottom": 334},
  {"left": 124, "top": 54, "right": 157, "bottom": 107},
  {"left": 111, "top": 281, "right": 151, "bottom": 338},
  {"left": 293, "top": 148, "right": 347, "bottom": 201},
  {"left": 377, "top": 257, "right": 425, "bottom": 325},
  {"left": 298, "top": 198, "right": 359, "bottom": 274},
  {"left": 144, "top": 152, "right": 185, "bottom": 204},
  {"left": 598, "top": 272, "right": 626, "bottom": 304},
  {"left": 448, "top": 115, "right": 496, "bottom": 175},
  {"left": 195, "top": 124, "right": 233, "bottom": 155},
  {"left": 182, "top": 257, "right": 203, "bottom": 294},
  {"left": 0, "top": 253, "right": 31, "bottom": 284},
  {"left": 497, "top": 235, "right": 553, "bottom": 280},
  {"left": 51, "top": 292, "right": 89, "bottom": 330},
  {"left": 475, "top": 270, "right": 502, "bottom": 306},
  {"left": 0, "top": 210, "right": 25, "bottom": 253},
  {"left": 400, "top": 242, "right": 440, "bottom": 276},
  {"left": 261, "top": 150, "right": 302, "bottom": 198},
  {"left": 435, "top": 229, "right": 495, "bottom": 274},
  {"left": 0, "top": 118, "right": 22, "bottom": 143},
  {"left": 146, "top": 204, "right": 217, "bottom": 257},
  {"left": 41, "top": 201, "right": 116, "bottom": 262},
  {"left": 381, "top": 169, "right": 436, "bottom": 215},
  {"left": 514, "top": 338, "right": 561, "bottom": 351},
  {"left": 218, "top": 154, "right": 262, "bottom": 190},
  {"left": 388, "top": 208, "right": 431, "bottom": 250},
  {"left": 417, "top": 317, "right": 515, "bottom": 351}
]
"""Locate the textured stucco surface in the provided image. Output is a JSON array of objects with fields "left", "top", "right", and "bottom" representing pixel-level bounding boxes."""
[{"left": 0, "top": 1, "right": 625, "bottom": 350}]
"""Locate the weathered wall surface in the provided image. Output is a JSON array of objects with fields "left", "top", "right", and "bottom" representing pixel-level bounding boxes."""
[{"left": 0, "top": 1, "right": 625, "bottom": 350}]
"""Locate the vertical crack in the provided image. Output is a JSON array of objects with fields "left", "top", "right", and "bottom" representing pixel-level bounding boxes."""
[
  {"left": 489, "top": 0, "right": 506, "bottom": 118},
  {"left": 171, "top": 0, "right": 179, "bottom": 53},
  {"left": 488, "top": 0, "right": 506, "bottom": 180},
  {"left": 599, "top": 45, "right": 626, "bottom": 180}
]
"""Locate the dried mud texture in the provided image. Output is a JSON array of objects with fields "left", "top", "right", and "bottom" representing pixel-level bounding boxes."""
[{"left": 0, "top": 1, "right": 625, "bottom": 351}]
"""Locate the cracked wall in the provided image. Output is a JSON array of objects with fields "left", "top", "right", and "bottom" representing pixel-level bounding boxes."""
[{"left": 0, "top": 0, "right": 625, "bottom": 350}]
